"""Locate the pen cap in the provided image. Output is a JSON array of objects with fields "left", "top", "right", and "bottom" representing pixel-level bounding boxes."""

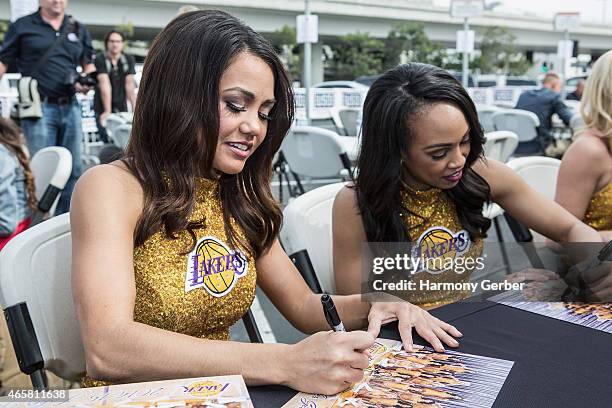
[
  {"left": 321, "top": 293, "right": 340, "bottom": 327},
  {"left": 321, "top": 294, "right": 332, "bottom": 326}
]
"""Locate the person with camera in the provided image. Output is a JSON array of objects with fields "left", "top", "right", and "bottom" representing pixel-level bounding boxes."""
[
  {"left": 0, "top": 0, "right": 95, "bottom": 215},
  {"left": 94, "top": 30, "right": 136, "bottom": 144}
]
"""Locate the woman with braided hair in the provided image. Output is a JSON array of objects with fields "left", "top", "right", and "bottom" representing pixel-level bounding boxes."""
[
  {"left": 0, "top": 117, "right": 36, "bottom": 250},
  {"left": 0, "top": 117, "right": 37, "bottom": 390}
]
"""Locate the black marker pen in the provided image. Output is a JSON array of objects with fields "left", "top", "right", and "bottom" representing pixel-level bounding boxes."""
[{"left": 321, "top": 293, "right": 345, "bottom": 332}]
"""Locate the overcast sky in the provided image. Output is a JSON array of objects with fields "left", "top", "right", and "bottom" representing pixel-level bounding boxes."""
[{"left": 433, "top": 0, "right": 611, "bottom": 24}]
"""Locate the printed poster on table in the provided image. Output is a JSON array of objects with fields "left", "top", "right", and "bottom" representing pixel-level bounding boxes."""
[
  {"left": 490, "top": 290, "right": 612, "bottom": 334},
  {"left": 283, "top": 338, "right": 513, "bottom": 408},
  {"left": 0, "top": 374, "right": 252, "bottom": 407}
]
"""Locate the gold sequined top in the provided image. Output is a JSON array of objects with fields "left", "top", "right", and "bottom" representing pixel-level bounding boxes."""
[
  {"left": 399, "top": 187, "right": 483, "bottom": 309},
  {"left": 83, "top": 178, "right": 256, "bottom": 387},
  {"left": 584, "top": 182, "right": 612, "bottom": 231}
]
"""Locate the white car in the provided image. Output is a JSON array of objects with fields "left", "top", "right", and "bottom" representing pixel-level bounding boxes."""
[{"left": 313, "top": 80, "right": 369, "bottom": 90}]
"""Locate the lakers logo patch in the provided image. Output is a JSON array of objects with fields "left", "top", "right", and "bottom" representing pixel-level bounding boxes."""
[
  {"left": 185, "top": 236, "right": 248, "bottom": 297},
  {"left": 182, "top": 380, "right": 230, "bottom": 397},
  {"left": 412, "top": 227, "right": 470, "bottom": 274}
]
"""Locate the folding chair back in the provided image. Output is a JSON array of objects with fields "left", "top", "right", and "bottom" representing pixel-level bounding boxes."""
[
  {"left": 280, "top": 183, "right": 346, "bottom": 293},
  {"left": 484, "top": 131, "right": 519, "bottom": 162},
  {"left": 30, "top": 147, "right": 72, "bottom": 217},
  {"left": 492, "top": 109, "right": 541, "bottom": 155},
  {"left": 0, "top": 214, "right": 264, "bottom": 389},
  {"left": 476, "top": 105, "right": 501, "bottom": 133},
  {"left": 506, "top": 156, "right": 561, "bottom": 242},
  {"left": 281, "top": 126, "right": 352, "bottom": 179}
]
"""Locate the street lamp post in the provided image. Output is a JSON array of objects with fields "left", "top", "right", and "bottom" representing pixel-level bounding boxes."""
[
  {"left": 462, "top": 17, "right": 469, "bottom": 88},
  {"left": 450, "top": 1, "right": 483, "bottom": 89},
  {"left": 303, "top": 0, "right": 312, "bottom": 125}
]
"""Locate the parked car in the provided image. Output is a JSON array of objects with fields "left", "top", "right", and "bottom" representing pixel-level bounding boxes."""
[
  {"left": 565, "top": 75, "right": 588, "bottom": 95},
  {"left": 354, "top": 75, "right": 380, "bottom": 87},
  {"left": 313, "top": 80, "right": 369, "bottom": 90},
  {"left": 446, "top": 70, "right": 476, "bottom": 87},
  {"left": 505, "top": 76, "right": 538, "bottom": 87}
]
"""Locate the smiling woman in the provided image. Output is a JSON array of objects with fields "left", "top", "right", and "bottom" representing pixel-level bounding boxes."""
[
  {"left": 69, "top": 10, "right": 436, "bottom": 396},
  {"left": 332, "top": 63, "right": 604, "bottom": 348}
]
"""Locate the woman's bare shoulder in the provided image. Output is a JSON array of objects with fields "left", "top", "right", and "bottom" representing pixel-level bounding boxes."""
[
  {"left": 333, "top": 184, "right": 358, "bottom": 210},
  {"left": 71, "top": 161, "right": 144, "bottom": 225},
  {"left": 567, "top": 132, "right": 610, "bottom": 162}
]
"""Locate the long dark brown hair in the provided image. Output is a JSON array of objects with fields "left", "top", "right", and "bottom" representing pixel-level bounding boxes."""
[
  {"left": 356, "top": 63, "right": 490, "bottom": 242},
  {"left": 124, "top": 10, "right": 294, "bottom": 258},
  {"left": 0, "top": 118, "right": 37, "bottom": 211}
]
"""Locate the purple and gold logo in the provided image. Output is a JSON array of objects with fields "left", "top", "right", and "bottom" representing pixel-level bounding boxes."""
[
  {"left": 185, "top": 236, "right": 248, "bottom": 297},
  {"left": 412, "top": 227, "right": 471, "bottom": 274}
]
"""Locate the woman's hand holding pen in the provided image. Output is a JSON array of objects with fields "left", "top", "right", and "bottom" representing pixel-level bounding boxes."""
[
  {"left": 366, "top": 302, "right": 463, "bottom": 353},
  {"left": 282, "top": 330, "right": 375, "bottom": 395}
]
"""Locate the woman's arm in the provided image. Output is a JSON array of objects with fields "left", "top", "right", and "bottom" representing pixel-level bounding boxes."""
[
  {"left": 256, "top": 238, "right": 370, "bottom": 333},
  {"left": 72, "top": 165, "right": 370, "bottom": 394},
  {"left": 332, "top": 186, "right": 367, "bottom": 296},
  {"left": 72, "top": 165, "right": 292, "bottom": 385},
  {"left": 327, "top": 186, "right": 462, "bottom": 352},
  {"left": 475, "top": 158, "right": 602, "bottom": 242},
  {"left": 0, "top": 152, "right": 18, "bottom": 236}
]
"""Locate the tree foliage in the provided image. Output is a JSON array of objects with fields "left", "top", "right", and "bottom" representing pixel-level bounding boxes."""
[
  {"left": 0, "top": 20, "right": 8, "bottom": 44},
  {"left": 330, "top": 32, "right": 384, "bottom": 79},
  {"left": 267, "top": 25, "right": 301, "bottom": 81},
  {"left": 114, "top": 21, "right": 135, "bottom": 39},
  {"left": 472, "top": 26, "right": 530, "bottom": 75},
  {"left": 382, "top": 22, "right": 449, "bottom": 70}
]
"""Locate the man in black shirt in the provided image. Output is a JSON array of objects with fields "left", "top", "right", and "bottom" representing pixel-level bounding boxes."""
[
  {"left": 94, "top": 30, "right": 136, "bottom": 143},
  {"left": 0, "top": 0, "right": 95, "bottom": 214}
]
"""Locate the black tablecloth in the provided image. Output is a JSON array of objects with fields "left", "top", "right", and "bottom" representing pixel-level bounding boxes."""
[{"left": 249, "top": 300, "right": 612, "bottom": 407}]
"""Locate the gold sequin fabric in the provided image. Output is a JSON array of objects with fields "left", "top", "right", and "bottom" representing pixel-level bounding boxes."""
[
  {"left": 83, "top": 178, "right": 256, "bottom": 387},
  {"left": 399, "top": 187, "right": 483, "bottom": 309},
  {"left": 584, "top": 182, "right": 612, "bottom": 231}
]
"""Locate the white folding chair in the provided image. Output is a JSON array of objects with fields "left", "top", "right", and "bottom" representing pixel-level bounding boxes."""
[
  {"left": 280, "top": 183, "right": 346, "bottom": 293},
  {"left": 569, "top": 113, "right": 585, "bottom": 132},
  {"left": 310, "top": 114, "right": 343, "bottom": 135},
  {"left": 563, "top": 99, "right": 580, "bottom": 112},
  {"left": 112, "top": 124, "right": 132, "bottom": 150},
  {"left": 338, "top": 109, "right": 360, "bottom": 136},
  {"left": 492, "top": 109, "right": 541, "bottom": 155},
  {"left": 481, "top": 129, "right": 517, "bottom": 271},
  {"left": 476, "top": 105, "right": 501, "bottom": 133},
  {"left": 104, "top": 113, "right": 126, "bottom": 141},
  {"left": 0, "top": 215, "right": 265, "bottom": 389},
  {"left": 30, "top": 146, "right": 72, "bottom": 220},
  {"left": 484, "top": 131, "right": 519, "bottom": 163},
  {"left": 505, "top": 156, "right": 561, "bottom": 243},
  {"left": 281, "top": 126, "right": 354, "bottom": 192},
  {"left": 0, "top": 214, "right": 83, "bottom": 387}
]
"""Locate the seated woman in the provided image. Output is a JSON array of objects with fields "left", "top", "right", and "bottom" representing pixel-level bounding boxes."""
[
  {"left": 72, "top": 10, "right": 437, "bottom": 395},
  {"left": 0, "top": 117, "right": 36, "bottom": 250},
  {"left": 0, "top": 117, "right": 37, "bottom": 388},
  {"left": 333, "top": 63, "right": 603, "bottom": 350},
  {"left": 556, "top": 50, "right": 612, "bottom": 242}
]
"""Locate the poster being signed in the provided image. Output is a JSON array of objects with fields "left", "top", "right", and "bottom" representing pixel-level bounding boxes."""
[
  {"left": 283, "top": 339, "right": 513, "bottom": 408},
  {"left": 0, "top": 375, "right": 252, "bottom": 407},
  {"left": 490, "top": 291, "right": 612, "bottom": 334}
]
